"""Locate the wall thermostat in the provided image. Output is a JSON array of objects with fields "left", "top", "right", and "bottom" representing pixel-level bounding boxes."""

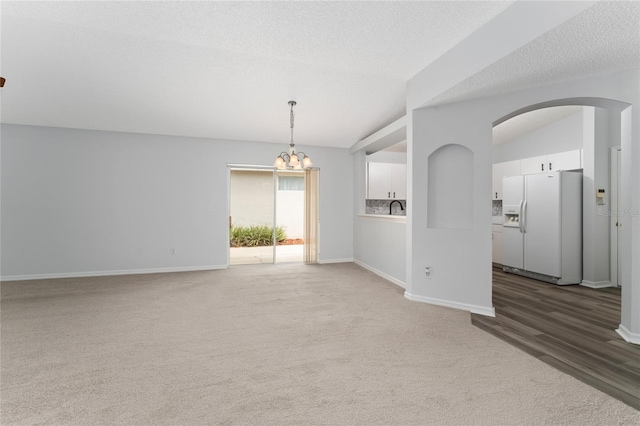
[{"left": 596, "top": 189, "right": 606, "bottom": 205}]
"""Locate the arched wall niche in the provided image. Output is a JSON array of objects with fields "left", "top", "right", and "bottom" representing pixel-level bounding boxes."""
[{"left": 427, "top": 144, "right": 474, "bottom": 230}]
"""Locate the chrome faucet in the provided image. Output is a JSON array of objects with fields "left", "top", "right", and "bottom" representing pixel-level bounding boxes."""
[{"left": 389, "top": 200, "right": 404, "bottom": 215}]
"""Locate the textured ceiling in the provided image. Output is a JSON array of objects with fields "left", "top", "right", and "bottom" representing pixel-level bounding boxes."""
[
  {"left": 1, "top": 1, "right": 637, "bottom": 150},
  {"left": 429, "top": 1, "right": 640, "bottom": 107},
  {"left": 0, "top": 1, "right": 511, "bottom": 148}
]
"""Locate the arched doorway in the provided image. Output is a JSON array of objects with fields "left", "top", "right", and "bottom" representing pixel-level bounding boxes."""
[
  {"left": 406, "top": 71, "right": 638, "bottom": 345},
  {"left": 491, "top": 98, "right": 632, "bottom": 340}
]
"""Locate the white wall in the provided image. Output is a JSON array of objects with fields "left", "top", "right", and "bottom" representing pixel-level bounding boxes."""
[
  {"left": 353, "top": 150, "right": 367, "bottom": 215},
  {"left": 275, "top": 191, "right": 304, "bottom": 239},
  {"left": 407, "top": 102, "right": 495, "bottom": 316},
  {"left": 354, "top": 217, "right": 406, "bottom": 287},
  {"left": 493, "top": 110, "right": 584, "bottom": 163},
  {"left": 366, "top": 151, "right": 407, "bottom": 164},
  {"left": 406, "top": 68, "right": 640, "bottom": 342},
  {"left": 0, "top": 124, "right": 353, "bottom": 279},
  {"left": 582, "top": 107, "right": 618, "bottom": 287},
  {"left": 353, "top": 149, "right": 406, "bottom": 285}
]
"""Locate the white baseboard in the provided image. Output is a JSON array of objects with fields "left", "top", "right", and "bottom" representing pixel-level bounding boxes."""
[
  {"left": 404, "top": 291, "right": 496, "bottom": 317},
  {"left": 0, "top": 265, "right": 228, "bottom": 282},
  {"left": 353, "top": 259, "right": 405, "bottom": 289},
  {"left": 580, "top": 280, "right": 613, "bottom": 289},
  {"left": 616, "top": 324, "right": 640, "bottom": 345},
  {"left": 318, "top": 258, "right": 354, "bottom": 264}
]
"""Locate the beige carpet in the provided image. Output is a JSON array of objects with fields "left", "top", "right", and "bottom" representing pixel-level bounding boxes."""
[{"left": 1, "top": 263, "right": 638, "bottom": 425}]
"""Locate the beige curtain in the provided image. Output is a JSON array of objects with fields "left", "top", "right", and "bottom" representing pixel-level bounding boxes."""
[{"left": 304, "top": 168, "right": 319, "bottom": 264}]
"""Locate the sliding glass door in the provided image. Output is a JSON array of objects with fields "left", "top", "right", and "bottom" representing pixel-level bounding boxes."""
[
  {"left": 229, "top": 167, "right": 276, "bottom": 265},
  {"left": 274, "top": 170, "right": 305, "bottom": 263},
  {"left": 228, "top": 165, "right": 319, "bottom": 266}
]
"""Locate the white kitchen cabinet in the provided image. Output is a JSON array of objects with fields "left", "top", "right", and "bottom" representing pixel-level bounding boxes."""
[
  {"left": 367, "top": 162, "right": 391, "bottom": 199},
  {"left": 492, "top": 160, "right": 520, "bottom": 200},
  {"left": 520, "top": 150, "right": 582, "bottom": 175},
  {"left": 547, "top": 150, "right": 582, "bottom": 172},
  {"left": 492, "top": 150, "right": 583, "bottom": 201},
  {"left": 367, "top": 162, "right": 406, "bottom": 199},
  {"left": 390, "top": 163, "right": 407, "bottom": 199},
  {"left": 520, "top": 155, "right": 548, "bottom": 174},
  {"left": 492, "top": 224, "right": 503, "bottom": 264}
]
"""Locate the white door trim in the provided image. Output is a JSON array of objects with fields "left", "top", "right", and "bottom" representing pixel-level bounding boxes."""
[{"left": 610, "top": 146, "right": 621, "bottom": 287}]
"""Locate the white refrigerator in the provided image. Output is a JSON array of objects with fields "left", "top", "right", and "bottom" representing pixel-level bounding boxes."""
[{"left": 502, "top": 171, "right": 582, "bottom": 285}]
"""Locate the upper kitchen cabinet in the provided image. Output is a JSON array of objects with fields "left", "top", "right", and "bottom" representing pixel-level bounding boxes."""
[
  {"left": 548, "top": 150, "right": 582, "bottom": 172},
  {"left": 390, "top": 163, "right": 407, "bottom": 199},
  {"left": 493, "top": 160, "right": 520, "bottom": 200},
  {"left": 520, "top": 155, "right": 547, "bottom": 175},
  {"left": 520, "top": 150, "right": 582, "bottom": 175},
  {"left": 367, "top": 162, "right": 407, "bottom": 199}
]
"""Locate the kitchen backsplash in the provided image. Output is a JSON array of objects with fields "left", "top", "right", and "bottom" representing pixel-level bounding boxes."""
[
  {"left": 366, "top": 199, "right": 407, "bottom": 216},
  {"left": 493, "top": 200, "right": 503, "bottom": 217},
  {"left": 366, "top": 200, "right": 498, "bottom": 217}
]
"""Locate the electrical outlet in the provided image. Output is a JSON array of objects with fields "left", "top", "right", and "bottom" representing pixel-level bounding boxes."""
[
  {"left": 425, "top": 266, "right": 431, "bottom": 279},
  {"left": 170, "top": 248, "right": 176, "bottom": 255}
]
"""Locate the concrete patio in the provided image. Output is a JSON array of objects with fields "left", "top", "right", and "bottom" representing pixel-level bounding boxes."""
[{"left": 230, "top": 244, "right": 303, "bottom": 265}]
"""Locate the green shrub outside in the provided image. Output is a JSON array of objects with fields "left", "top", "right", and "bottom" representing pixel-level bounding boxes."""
[{"left": 230, "top": 225, "right": 286, "bottom": 247}]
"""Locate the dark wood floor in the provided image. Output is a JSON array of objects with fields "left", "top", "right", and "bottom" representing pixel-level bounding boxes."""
[{"left": 472, "top": 266, "right": 640, "bottom": 411}]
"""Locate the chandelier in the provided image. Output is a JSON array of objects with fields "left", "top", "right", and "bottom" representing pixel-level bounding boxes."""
[{"left": 274, "top": 100, "right": 312, "bottom": 170}]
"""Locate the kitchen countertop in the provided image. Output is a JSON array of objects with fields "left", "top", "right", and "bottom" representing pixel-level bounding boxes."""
[
  {"left": 357, "top": 213, "right": 406, "bottom": 223},
  {"left": 359, "top": 214, "right": 501, "bottom": 224}
]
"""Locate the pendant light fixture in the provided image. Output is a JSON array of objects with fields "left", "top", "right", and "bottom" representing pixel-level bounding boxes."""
[{"left": 274, "top": 100, "right": 312, "bottom": 170}]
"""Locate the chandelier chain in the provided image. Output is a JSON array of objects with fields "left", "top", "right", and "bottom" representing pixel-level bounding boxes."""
[{"left": 290, "top": 102, "right": 295, "bottom": 145}]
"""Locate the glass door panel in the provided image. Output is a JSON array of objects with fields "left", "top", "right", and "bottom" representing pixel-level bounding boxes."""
[
  {"left": 229, "top": 168, "right": 275, "bottom": 265},
  {"left": 275, "top": 170, "right": 305, "bottom": 264}
]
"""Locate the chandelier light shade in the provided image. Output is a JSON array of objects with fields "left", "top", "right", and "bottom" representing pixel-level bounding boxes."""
[{"left": 274, "top": 100, "right": 312, "bottom": 170}]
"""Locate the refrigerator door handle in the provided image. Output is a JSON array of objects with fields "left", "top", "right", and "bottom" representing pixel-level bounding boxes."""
[
  {"left": 518, "top": 200, "right": 524, "bottom": 233},
  {"left": 522, "top": 200, "right": 527, "bottom": 233}
]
